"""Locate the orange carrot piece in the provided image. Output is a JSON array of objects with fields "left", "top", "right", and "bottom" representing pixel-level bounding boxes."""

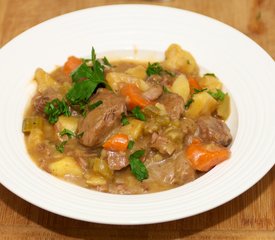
[
  {"left": 103, "top": 134, "right": 129, "bottom": 152},
  {"left": 63, "top": 56, "right": 82, "bottom": 75},
  {"left": 186, "top": 138, "right": 230, "bottom": 172},
  {"left": 188, "top": 77, "right": 201, "bottom": 93},
  {"left": 120, "top": 84, "right": 151, "bottom": 110}
]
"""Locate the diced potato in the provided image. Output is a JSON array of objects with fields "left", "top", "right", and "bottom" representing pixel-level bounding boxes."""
[
  {"left": 164, "top": 44, "right": 198, "bottom": 75},
  {"left": 86, "top": 174, "right": 107, "bottom": 186},
  {"left": 199, "top": 74, "right": 222, "bottom": 90},
  {"left": 125, "top": 65, "right": 147, "bottom": 80},
  {"left": 49, "top": 156, "right": 82, "bottom": 177},
  {"left": 155, "top": 103, "right": 167, "bottom": 116},
  {"left": 217, "top": 93, "right": 231, "bottom": 120},
  {"left": 35, "top": 68, "right": 58, "bottom": 93},
  {"left": 170, "top": 74, "right": 190, "bottom": 102},
  {"left": 93, "top": 158, "right": 113, "bottom": 179},
  {"left": 27, "top": 128, "right": 44, "bottom": 146},
  {"left": 119, "top": 119, "right": 144, "bottom": 140},
  {"left": 106, "top": 72, "right": 149, "bottom": 93},
  {"left": 186, "top": 92, "right": 218, "bottom": 119},
  {"left": 55, "top": 116, "right": 79, "bottom": 133},
  {"left": 22, "top": 116, "right": 44, "bottom": 133}
]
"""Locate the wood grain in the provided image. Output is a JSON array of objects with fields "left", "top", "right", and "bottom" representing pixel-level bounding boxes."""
[{"left": 0, "top": 0, "right": 274, "bottom": 239}]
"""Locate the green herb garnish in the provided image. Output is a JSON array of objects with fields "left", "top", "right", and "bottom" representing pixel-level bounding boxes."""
[
  {"left": 127, "top": 140, "right": 135, "bottom": 150},
  {"left": 208, "top": 89, "right": 225, "bottom": 101},
  {"left": 184, "top": 98, "right": 194, "bottom": 109},
  {"left": 88, "top": 100, "right": 103, "bottom": 111},
  {"left": 60, "top": 128, "right": 75, "bottom": 139},
  {"left": 44, "top": 98, "right": 71, "bottom": 124},
  {"left": 121, "top": 113, "right": 130, "bottom": 126},
  {"left": 163, "top": 86, "right": 171, "bottom": 93},
  {"left": 129, "top": 150, "right": 148, "bottom": 181},
  {"left": 103, "top": 56, "right": 112, "bottom": 67},
  {"left": 146, "top": 62, "right": 163, "bottom": 76},
  {"left": 193, "top": 88, "right": 207, "bottom": 94},
  {"left": 204, "top": 73, "right": 216, "bottom": 77},
  {"left": 132, "top": 106, "right": 146, "bottom": 121},
  {"left": 55, "top": 141, "right": 67, "bottom": 153}
]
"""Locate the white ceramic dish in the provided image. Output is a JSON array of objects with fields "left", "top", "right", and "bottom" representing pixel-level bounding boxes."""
[{"left": 0, "top": 5, "right": 274, "bottom": 225}]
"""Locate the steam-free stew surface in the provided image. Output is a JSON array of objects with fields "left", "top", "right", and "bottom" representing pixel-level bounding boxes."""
[{"left": 23, "top": 44, "right": 232, "bottom": 194}]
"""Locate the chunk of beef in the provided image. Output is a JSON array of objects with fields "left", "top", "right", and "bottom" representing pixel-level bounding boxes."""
[
  {"left": 197, "top": 116, "right": 232, "bottom": 147},
  {"left": 106, "top": 151, "right": 129, "bottom": 170},
  {"left": 147, "top": 73, "right": 175, "bottom": 86},
  {"left": 146, "top": 151, "right": 196, "bottom": 185},
  {"left": 151, "top": 132, "right": 176, "bottom": 155},
  {"left": 158, "top": 93, "right": 184, "bottom": 120},
  {"left": 33, "top": 95, "right": 50, "bottom": 113},
  {"left": 142, "top": 84, "right": 163, "bottom": 101},
  {"left": 78, "top": 89, "right": 126, "bottom": 148}
]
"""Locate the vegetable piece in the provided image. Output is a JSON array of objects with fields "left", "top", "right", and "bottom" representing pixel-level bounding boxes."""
[
  {"left": 35, "top": 68, "right": 58, "bottom": 93},
  {"left": 22, "top": 116, "right": 44, "bottom": 133},
  {"left": 88, "top": 100, "right": 103, "bottom": 111},
  {"left": 59, "top": 129, "right": 74, "bottom": 139},
  {"left": 208, "top": 89, "right": 226, "bottom": 101},
  {"left": 186, "top": 138, "right": 230, "bottom": 171},
  {"left": 63, "top": 56, "right": 82, "bottom": 75},
  {"left": 129, "top": 150, "right": 148, "bottom": 181},
  {"left": 86, "top": 174, "right": 107, "bottom": 186},
  {"left": 170, "top": 74, "right": 190, "bottom": 102},
  {"left": 93, "top": 158, "right": 113, "bottom": 179},
  {"left": 127, "top": 140, "right": 135, "bottom": 150},
  {"left": 56, "top": 141, "right": 67, "bottom": 153},
  {"left": 188, "top": 76, "right": 201, "bottom": 93},
  {"left": 126, "top": 65, "right": 147, "bottom": 80},
  {"left": 106, "top": 72, "right": 149, "bottom": 93},
  {"left": 121, "top": 113, "right": 130, "bottom": 126},
  {"left": 146, "top": 62, "right": 163, "bottom": 76},
  {"left": 131, "top": 106, "right": 146, "bottom": 121},
  {"left": 44, "top": 99, "right": 71, "bottom": 124},
  {"left": 102, "top": 57, "right": 112, "bottom": 67},
  {"left": 66, "top": 48, "right": 106, "bottom": 105},
  {"left": 103, "top": 133, "right": 129, "bottom": 152},
  {"left": 185, "top": 91, "right": 218, "bottom": 119},
  {"left": 120, "top": 84, "right": 151, "bottom": 109},
  {"left": 119, "top": 119, "right": 145, "bottom": 140},
  {"left": 199, "top": 74, "right": 222, "bottom": 90},
  {"left": 217, "top": 93, "right": 231, "bottom": 120},
  {"left": 56, "top": 116, "right": 79, "bottom": 133},
  {"left": 164, "top": 44, "right": 198, "bottom": 75},
  {"left": 27, "top": 128, "right": 44, "bottom": 147},
  {"left": 49, "top": 156, "right": 82, "bottom": 177}
]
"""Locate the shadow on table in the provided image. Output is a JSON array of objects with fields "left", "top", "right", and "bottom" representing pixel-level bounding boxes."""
[{"left": 1, "top": 166, "right": 274, "bottom": 239}]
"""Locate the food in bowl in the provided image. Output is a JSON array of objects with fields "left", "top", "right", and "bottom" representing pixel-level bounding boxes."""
[{"left": 22, "top": 44, "right": 232, "bottom": 194}]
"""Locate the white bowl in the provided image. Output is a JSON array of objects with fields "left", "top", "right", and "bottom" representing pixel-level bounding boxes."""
[{"left": 0, "top": 5, "right": 274, "bottom": 225}]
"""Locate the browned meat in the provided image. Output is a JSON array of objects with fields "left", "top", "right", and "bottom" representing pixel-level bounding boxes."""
[
  {"left": 147, "top": 73, "right": 175, "bottom": 86},
  {"left": 78, "top": 89, "right": 126, "bottom": 147},
  {"left": 151, "top": 132, "right": 176, "bottom": 155},
  {"left": 106, "top": 151, "right": 129, "bottom": 170},
  {"left": 33, "top": 95, "right": 50, "bottom": 113},
  {"left": 158, "top": 93, "right": 184, "bottom": 120},
  {"left": 142, "top": 84, "right": 163, "bottom": 101},
  {"left": 146, "top": 151, "right": 196, "bottom": 185},
  {"left": 197, "top": 116, "right": 232, "bottom": 147}
]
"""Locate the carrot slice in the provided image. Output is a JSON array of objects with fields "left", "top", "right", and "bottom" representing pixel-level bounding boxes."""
[
  {"left": 103, "top": 134, "right": 129, "bottom": 152},
  {"left": 63, "top": 56, "right": 82, "bottom": 75},
  {"left": 120, "top": 84, "right": 151, "bottom": 110},
  {"left": 186, "top": 138, "right": 230, "bottom": 172},
  {"left": 188, "top": 77, "right": 201, "bottom": 93}
]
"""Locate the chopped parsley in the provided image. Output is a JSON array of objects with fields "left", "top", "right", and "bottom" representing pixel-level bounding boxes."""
[
  {"left": 44, "top": 98, "right": 71, "bottom": 124},
  {"left": 132, "top": 106, "right": 146, "bottom": 121},
  {"left": 204, "top": 73, "right": 216, "bottom": 77},
  {"left": 184, "top": 98, "right": 194, "bottom": 109},
  {"left": 88, "top": 100, "right": 103, "bottom": 111},
  {"left": 193, "top": 88, "right": 207, "bottom": 94},
  {"left": 121, "top": 113, "right": 130, "bottom": 126},
  {"left": 55, "top": 141, "right": 67, "bottom": 153},
  {"left": 163, "top": 86, "right": 171, "bottom": 93},
  {"left": 208, "top": 89, "right": 225, "bottom": 101},
  {"left": 60, "top": 128, "right": 75, "bottom": 139},
  {"left": 146, "top": 62, "right": 174, "bottom": 77},
  {"left": 102, "top": 56, "right": 112, "bottom": 67},
  {"left": 127, "top": 140, "right": 135, "bottom": 150},
  {"left": 129, "top": 150, "right": 148, "bottom": 181}
]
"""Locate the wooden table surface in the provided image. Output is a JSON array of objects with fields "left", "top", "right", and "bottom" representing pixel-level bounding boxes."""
[{"left": 0, "top": 0, "right": 274, "bottom": 239}]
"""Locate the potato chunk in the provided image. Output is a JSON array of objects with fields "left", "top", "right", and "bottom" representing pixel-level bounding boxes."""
[
  {"left": 106, "top": 72, "right": 149, "bottom": 93},
  {"left": 164, "top": 44, "right": 198, "bottom": 75},
  {"left": 217, "top": 93, "right": 231, "bottom": 120},
  {"left": 119, "top": 119, "right": 145, "bottom": 140},
  {"left": 170, "top": 74, "right": 190, "bottom": 102},
  {"left": 93, "top": 158, "right": 113, "bottom": 179},
  {"left": 199, "top": 74, "right": 222, "bottom": 90},
  {"left": 49, "top": 157, "right": 82, "bottom": 177},
  {"left": 35, "top": 68, "right": 58, "bottom": 93},
  {"left": 186, "top": 92, "right": 218, "bottom": 119},
  {"left": 125, "top": 65, "right": 147, "bottom": 80},
  {"left": 55, "top": 116, "right": 79, "bottom": 133}
]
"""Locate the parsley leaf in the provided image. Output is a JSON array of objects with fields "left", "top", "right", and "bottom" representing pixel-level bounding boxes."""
[
  {"left": 129, "top": 150, "right": 148, "bottom": 181},
  {"left": 60, "top": 129, "right": 75, "bottom": 139},
  {"left": 163, "top": 86, "right": 171, "bottom": 93},
  {"left": 146, "top": 62, "right": 163, "bottom": 76},
  {"left": 44, "top": 98, "right": 71, "bottom": 124},
  {"left": 127, "top": 140, "right": 135, "bottom": 150},
  {"left": 66, "top": 47, "right": 106, "bottom": 106},
  {"left": 204, "top": 73, "right": 216, "bottom": 77},
  {"left": 208, "top": 89, "right": 225, "bottom": 101},
  {"left": 56, "top": 141, "right": 67, "bottom": 153},
  {"left": 121, "top": 113, "right": 129, "bottom": 126},
  {"left": 88, "top": 100, "right": 103, "bottom": 111},
  {"left": 103, "top": 56, "right": 112, "bottom": 67},
  {"left": 132, "top": 106, "right": 146, "bottom": 121},
  {"left": 193, "top": 88, "right": 207, "bottom": 94},
  {"left": 184, "top": 98, "right": 194, "bottom": 109}
]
